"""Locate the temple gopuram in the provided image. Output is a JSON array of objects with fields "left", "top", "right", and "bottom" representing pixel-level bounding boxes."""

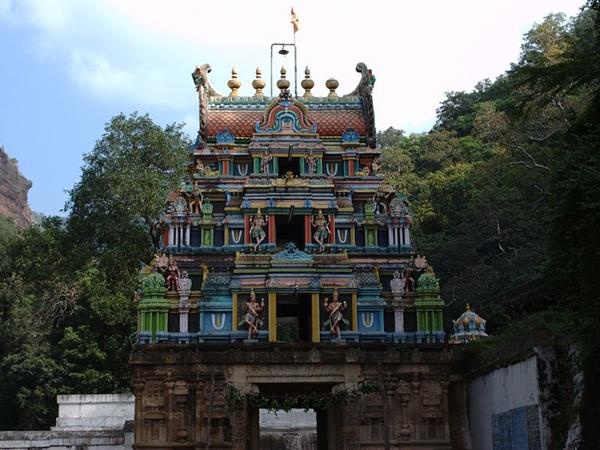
[{"left": 130, "top": 63, "right": 467, "bottom": 450}]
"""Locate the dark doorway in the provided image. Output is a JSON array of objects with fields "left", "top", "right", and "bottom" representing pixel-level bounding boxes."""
[
  {"left": 276, "top": 214, "right": 305, "bottom": 250},
  {"left": 278, "top": 156, "right": 300, "bottom": 176},
  {"left": 276, "top": 294, "right": 312, "bottom": 342}
]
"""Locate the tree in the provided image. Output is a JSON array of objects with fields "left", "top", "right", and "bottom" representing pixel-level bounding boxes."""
[{"left": 67, "top": 112, "right": 191, "bottom": 279}]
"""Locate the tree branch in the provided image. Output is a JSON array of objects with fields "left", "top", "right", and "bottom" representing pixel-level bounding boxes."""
[{"left": 505, "top": 145, "right": 551, "bottom": 171}]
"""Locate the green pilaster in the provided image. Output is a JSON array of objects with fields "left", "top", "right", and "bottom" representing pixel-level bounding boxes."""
[
  {"left": 299, "top": 157, "right": 305, "bottom": 175},
  {"left": 138, "top": 272, "right": 169, "bottom": 343},
  {"left": 202, "top": 228, "right": 213, "bottom": 246},
  {"left": 253, "top": 157, "right": 260, "bottom": 174},
  {"left": 200, "top": 201, "right": 214, "bottom": 247},
  {"left": 316, "top": 158, "right": 323, "bottom": 175},
  {"left": 273, "top": 157, "right": 279, "bottom": 174}
]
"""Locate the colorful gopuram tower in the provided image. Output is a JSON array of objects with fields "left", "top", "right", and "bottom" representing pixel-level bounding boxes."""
[{"left": 130, "top": 63, "right": 461, "bottom": 450}]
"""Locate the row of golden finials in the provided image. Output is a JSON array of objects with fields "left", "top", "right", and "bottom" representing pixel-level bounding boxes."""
[{"left": 227, "top": 66, "right": 341, "bottom": 99}]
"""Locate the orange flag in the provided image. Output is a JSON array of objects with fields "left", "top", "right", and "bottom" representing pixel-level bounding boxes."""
[{"left": 291, "top": 8, "right": 299, "bottom": 33}]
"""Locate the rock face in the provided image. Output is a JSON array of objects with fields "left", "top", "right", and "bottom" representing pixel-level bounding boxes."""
[{"left": 0, "top": 146, "right": 32, "bottom": 227}]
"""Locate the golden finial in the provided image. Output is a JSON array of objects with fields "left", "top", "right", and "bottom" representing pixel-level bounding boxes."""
[
  {"left": 227, "top": 66, "right": 241, "bottom": 97},
  {"left": 326, "top": 77, "right": 339, "bottom": 99},
  {"left": 301, "top": 66, "right": 314, "bottom": 98},
  {"left": 276, "top": 66, "right": 291, "bottom": 91},
  {"left": 466, "top": 303, "right": 471, "bottom": 311},
  {"left": 252, "top": 67, "right": 265, "bottom": 98}
]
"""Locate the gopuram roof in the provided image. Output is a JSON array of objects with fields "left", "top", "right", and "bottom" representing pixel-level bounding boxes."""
[{"left": 192, "top": 63, "right": 376, "bottom": 149}]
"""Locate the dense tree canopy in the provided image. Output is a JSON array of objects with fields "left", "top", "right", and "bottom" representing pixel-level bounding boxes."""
[
  {"left": 0, "top": 114, "right": 190, "bottom": 430},
  {"left": 378, "top": 5, "right": 600, "bottom": 447}
]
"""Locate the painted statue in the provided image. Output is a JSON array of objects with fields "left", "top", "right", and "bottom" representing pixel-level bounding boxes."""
[
  {"left": 250, "top": 209, "right": 267, "bottom": 252},
  {"left": 402, "top": 269, "right": 415, "bottom": 293},
  {"left": 240, "top": 289, "right": 265, "bottom": 339},
  {"left": 260, "top": 151, "right": 273, "bottom": 174},
  {"left": 166, "top": 255, "right": 180, "bottom": 291},
  {"left": 390, "top": 270, "right": 406, "bottom": 296},
  {"left": 323, "top": 288, "right": 348, "bottom": 339},
  {"left": 312, "top": 210, "right": 330, "bottom": 252},
  {"left": 306, "top": 150, "right": 319, "bottom": 175}
]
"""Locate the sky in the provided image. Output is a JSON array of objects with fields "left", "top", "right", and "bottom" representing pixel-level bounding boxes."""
[{"left": 0, "top": 0, "right": 584, "bottom": 216}]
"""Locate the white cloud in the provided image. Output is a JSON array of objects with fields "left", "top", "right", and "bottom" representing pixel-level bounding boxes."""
[
  {"left": 68, "top": 48, "right": 131, "bottom": 93},
  {"left": 1, "top": 0, "right": 586, "bottom": 132}
]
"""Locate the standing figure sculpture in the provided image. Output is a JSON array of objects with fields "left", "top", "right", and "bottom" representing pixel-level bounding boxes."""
[
  {"left": 250, "top": 209, "right": 267, "bottom": 252},
  {"left": 165, "top": 255, "right": 180, "bottom": 291},
  {"left": 323, "top": 288, "right": 348, "bottom": 339},
  {"left": 312, "top": 210, "right": 330, "bottom": 252},
  {"left": 260, "top": 151, "right": 273, "bottom": 174},
  {"left": 402, "top": 269, "right": 415, "bottom": 293},
  {"left": 240, "top": 289, "right": 265, "bottom": 339},
  {"left": 305, "top": 150, "right": 319, "bottom": 175}
]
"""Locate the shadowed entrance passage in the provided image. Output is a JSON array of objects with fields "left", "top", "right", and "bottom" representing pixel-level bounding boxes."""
[
  {"left": 276, "top": 294, "right": 312, "bottom": 342},
  {"left": 247, "top": 383, "right": 339, "bottom": 450},
  {"left": 275, "top": 214, "right": 305, "bottom": 250}
]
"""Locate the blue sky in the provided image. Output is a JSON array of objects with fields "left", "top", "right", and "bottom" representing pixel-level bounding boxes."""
[{"left": 0, "top": 0, "right": 583, "bottom": 216}]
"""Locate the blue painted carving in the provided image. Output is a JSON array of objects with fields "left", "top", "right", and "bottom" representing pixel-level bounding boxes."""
[
  {"left": 342, "top": 128, "right": 360, "bottom": 143},
  {"left": 304, "top": 199, "right": 313, "bottom": 208},
  {"left": 241, "top": 198, "right": 251, "bottom": 208},
  {"left": 256, "top": 110, "right": 311, "bottom": 133},
  {"left": 216, "top": 128, "right": 235, "bottom": 144},
  {"left": 272, "top": 242, "right": 313, "bottom": 262},
  {"left": 266, "top": 198, "right": 276, "bottom": 208}
]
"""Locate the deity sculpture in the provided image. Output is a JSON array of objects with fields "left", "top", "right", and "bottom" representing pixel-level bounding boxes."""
[
  {"left": 250, "top": 209, "right": 267, "bottom": 252},
  {"left": 305, "top": 150, "right": 319, "bottom": 175},
  {"left": 188, "top": 190, "right": 203, "bottom": 214},
  {"left": 176, "top": 270, "right": 192, "bottom": 306},
  {"left": 323, "top": 288, "right": 348, "bottom": 339},
  {"left": 260, "top": 151, "right": 273, "bottom": 174},
  {"left": 174, "top": 196, "right": 188, "bottom": 215},
  {"left": 196, "top": 159, "right": 219, "bottom": 177},
  {"left": 390, "top": 270, "right": 406, "bottom": 296},
  {"left": 165, "top": 255, "right": 180, "bottom": 291},
  {"left": 402, "top": 269, "right": 415, "bottom": 293},
  {"left": 240, "top": 289, "right": 265, "bottom": 339},
  {"left": 311, "top": 210, "right": 330, "bottom": 252}
]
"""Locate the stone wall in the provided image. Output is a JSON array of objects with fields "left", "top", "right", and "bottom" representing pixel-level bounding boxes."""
[
  {"left": 0, "top": 394, "right": 133, "bottom": 450},
  {"left": 0, "top": 147, "right": 32, "bottom": 228},
  {"left": 130, "top": 342, "right": 462, "bottom": 450},
  {"left": 52, "top": 394, "right": 134, "bottom": 431}
]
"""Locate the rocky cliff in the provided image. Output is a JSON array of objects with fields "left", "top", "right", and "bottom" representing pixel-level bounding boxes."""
[{"left": 0, "top": 146, "right": 32, "bottom": 227}]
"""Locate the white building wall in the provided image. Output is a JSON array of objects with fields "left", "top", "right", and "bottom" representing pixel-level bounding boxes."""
[
  {"left": 468, "top": 355, "right": 542, "bottom": 450},
  {"left": 0, "top": 394, "right": 134, "bottom": 450}
]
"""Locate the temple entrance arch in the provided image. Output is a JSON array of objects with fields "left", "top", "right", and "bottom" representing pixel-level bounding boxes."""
[{"left": 246, "top": 382, "right": 343, "bottom": 450}]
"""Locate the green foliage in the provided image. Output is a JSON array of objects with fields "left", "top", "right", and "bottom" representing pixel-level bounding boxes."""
[
  {"left": 226, "top": 382, "right": 378, "bottom": 413},
  {"left": 67, "top": 112, "right": 191, "bottom": 280},
  {"left": 379, "top": 4, "right": 600, "bottom": 447},
  {"left": 0, "top": 112, "right": 186, "bottom": 430}
]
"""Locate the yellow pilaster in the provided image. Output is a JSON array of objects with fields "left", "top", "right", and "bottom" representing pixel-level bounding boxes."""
[
  {"left": 224, "top": 226, "right": 229, "bottom": 245},
  {"left": 268, "top": 292, "right": 277, "bottom": 342},
  {"left": 232, "top": 292, "right": 238, "bottom": 331},
  {"left": 350, "top": 227, "right": 356, "bottom": 245},
  {"left": 311, "top": 293, "right": 320, "bottom": 343},
  {"left": 351, "top": 292, "right": 358, "bottom": 331}
]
